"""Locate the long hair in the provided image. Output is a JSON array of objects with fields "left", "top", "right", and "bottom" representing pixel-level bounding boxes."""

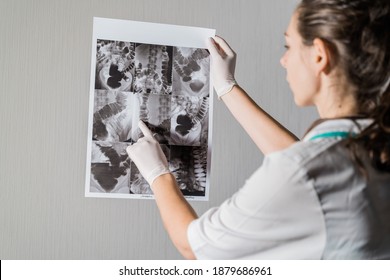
[{"left": 297, "top": 0, "right": 390, "bottom": 172}]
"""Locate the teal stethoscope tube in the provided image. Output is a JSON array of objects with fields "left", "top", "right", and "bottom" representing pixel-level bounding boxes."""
[{"left": 308, "top": 131, "right": 356, "bottom": 141}]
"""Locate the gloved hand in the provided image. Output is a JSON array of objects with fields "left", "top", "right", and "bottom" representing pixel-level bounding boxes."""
[
  {"left": 206, "top": 36, "right": 237, "bottom": 98},
  {"left": 126, "top": 120, "right": 171, "bottom": 187}
]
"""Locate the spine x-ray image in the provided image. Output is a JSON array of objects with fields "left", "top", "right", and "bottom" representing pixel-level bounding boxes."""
[{"left": 86, "top": 18, "right": 215, "bottom": 200}]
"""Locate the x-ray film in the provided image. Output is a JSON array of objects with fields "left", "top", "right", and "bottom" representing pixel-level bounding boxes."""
[{"left": 85, "top": 17, "right": 215, "bottom": 200}]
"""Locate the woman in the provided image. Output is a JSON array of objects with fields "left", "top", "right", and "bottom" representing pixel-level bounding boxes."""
[{"left": 127, "top": 0, "right": 390, "bottom": 259}]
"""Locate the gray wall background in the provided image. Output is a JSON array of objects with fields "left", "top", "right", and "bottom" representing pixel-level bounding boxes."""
[{"left": 0, "top": 0, "right": 317, "bottom": 259}]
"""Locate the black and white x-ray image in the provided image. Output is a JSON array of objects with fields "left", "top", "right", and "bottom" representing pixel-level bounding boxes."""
[
  {"left": 93, "top": 90, "right": 135, "bottom": 142},
  {"left": 86, "top": 18, "right": 215, "bottom": 200},
  {"left": 132, "top": 93, "right": 171, "bottom": 144},
  {"left": 130, "top": 145, "right": 170, "bottom": 195},
  {"left": 90, "top": 141, "right": 131, "bottom": 194},
  {"left": 133, "top": 44, "right": 173, "bottom": 95},
  {"left": 170, "top": 96, "right": 209, "bottom": 146},
  {"left": 169, "top": 145, "right": 207, "bottom": 196},
  {"left": 172, "top": 47, "right": 210, "bottom": 98},
  {"left": 129, "top": 161, "right": 152, "bottom": 195},
  {"left": 95, "top": 40, "right": 135, "bottom": 92}
]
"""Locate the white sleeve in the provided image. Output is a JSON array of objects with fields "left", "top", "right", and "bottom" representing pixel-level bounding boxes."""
[{"left": 187, "top": 152, "right": 326, "bottom": 259}]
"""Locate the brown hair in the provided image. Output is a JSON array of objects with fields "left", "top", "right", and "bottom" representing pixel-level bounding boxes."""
[{"left": 297, "top": 0, "right": 390, "bottom": 172}]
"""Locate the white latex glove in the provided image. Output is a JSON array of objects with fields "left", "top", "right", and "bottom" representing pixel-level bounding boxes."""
[
  {"left": 206, "top": 36, "right": 237, "bottom": 98},
  {"left": 126, "top": 120, "right": 170, "bottom": 187}
]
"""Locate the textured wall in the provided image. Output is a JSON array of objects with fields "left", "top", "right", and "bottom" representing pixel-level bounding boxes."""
[{"left": 0, "top": 0, "right": 317, "bottom": 259}]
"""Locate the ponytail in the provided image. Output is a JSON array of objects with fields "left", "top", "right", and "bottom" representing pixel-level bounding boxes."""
[
  {"left": 355, "top": 81, "right": 390, "bottom": 172},
  {"left": 297, "top": 0, "right": 390, "bottom": 172}
]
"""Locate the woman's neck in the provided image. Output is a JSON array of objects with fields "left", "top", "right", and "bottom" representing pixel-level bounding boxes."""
[{"left": 315, "top": 81, "right": 359, "bottom": 119}]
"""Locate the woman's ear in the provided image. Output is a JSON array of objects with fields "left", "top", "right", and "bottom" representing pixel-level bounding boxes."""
[{"left": 312, "top": 38, "right": 331, "bottom": 76}]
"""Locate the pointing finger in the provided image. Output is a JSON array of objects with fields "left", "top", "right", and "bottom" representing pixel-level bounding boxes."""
[{"left": 138, "top": 120, "right": 153, "bottom": 138}]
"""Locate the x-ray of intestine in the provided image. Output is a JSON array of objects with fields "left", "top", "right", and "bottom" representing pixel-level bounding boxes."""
[
  {"left": 93, "top": 90, "right": 134, "bottom": 142},
  {"left": 88, "top": 20, "right": 213, "bottom": 200},
  {"left": 95, "top": 40, "right": 135, "bottom": 91},
  {"left": 169, "top": 146, "right": 207, "bottom": 196},
  {"left": 133, "top": 44, "right": 173, "bottom": 95},
  {"left": 170, "top": 96, "right": 209, "bottom": 146},
  {"left": 132, "top": 93, "right": 171, "bottom": 144},
  {"left": 90, "top": 141, "right": 131, "bottom": 193},
  {"left": 172, "top": 47, "right": 210, "bottom": 98}
]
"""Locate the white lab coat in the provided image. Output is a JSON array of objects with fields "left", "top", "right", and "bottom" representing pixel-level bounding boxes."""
[{"left": 187, "top": 118, "right": 390, "bottom": 259}]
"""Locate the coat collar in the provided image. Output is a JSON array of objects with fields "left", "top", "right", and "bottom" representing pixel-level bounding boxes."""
[{"left": 302, "top": 117, "right": 373, "bottom": 142}]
